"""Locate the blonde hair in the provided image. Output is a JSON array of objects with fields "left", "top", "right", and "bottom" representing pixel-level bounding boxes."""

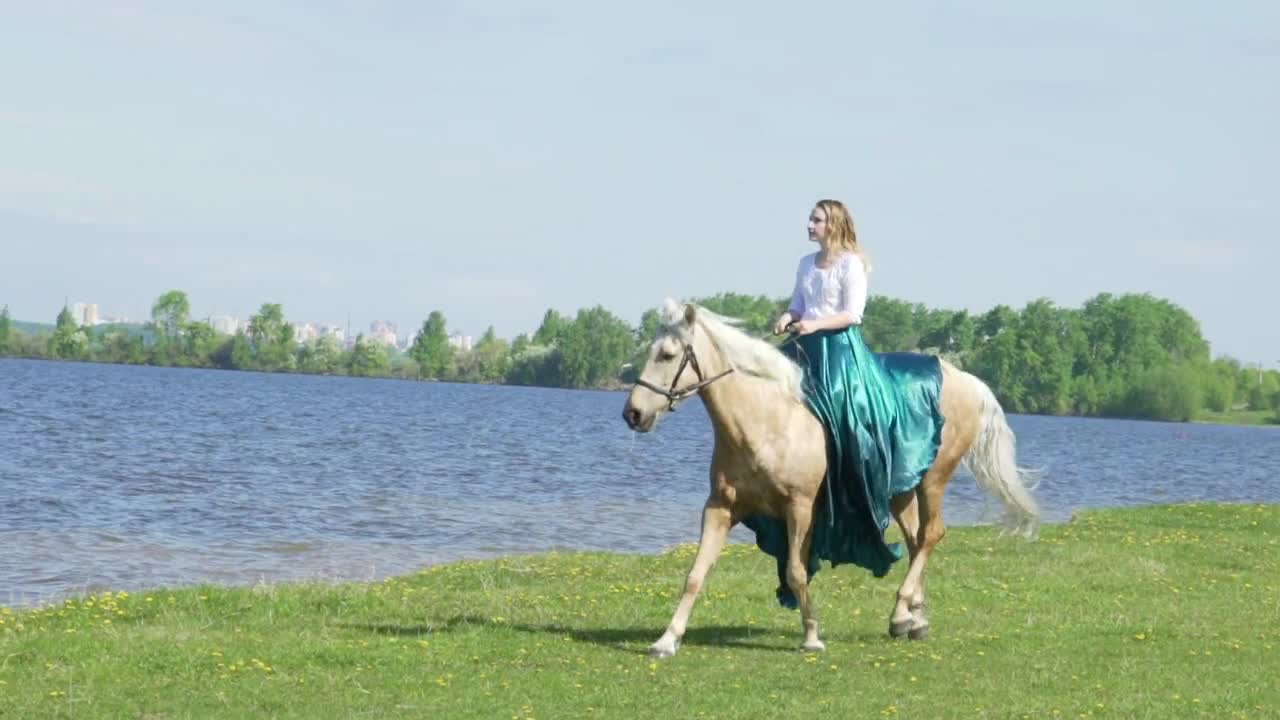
[{"left": 815, "top": 198, "right": 872, "bottom": 272}]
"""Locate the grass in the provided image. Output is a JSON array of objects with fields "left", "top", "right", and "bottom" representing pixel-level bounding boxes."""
[
  {"left": 2, "top": 504, "right": 1277, "bottom": 719},
  {"left": 1197, "top": 408, "right": 1278, "bottom": 427}
]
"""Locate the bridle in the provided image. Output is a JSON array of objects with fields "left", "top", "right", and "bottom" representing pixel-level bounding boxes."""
[{"left": 631, "top": 334, "right": 734, "bottom": 411}]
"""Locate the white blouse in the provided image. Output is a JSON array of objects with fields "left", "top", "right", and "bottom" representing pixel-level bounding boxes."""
[{"left": 787, "top": 251, "right": 867, "bottom": 324}]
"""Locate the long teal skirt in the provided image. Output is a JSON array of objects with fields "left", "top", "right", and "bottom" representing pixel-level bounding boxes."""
[{"left": 742, "top": 326, "right": 945, "bottom": 608}]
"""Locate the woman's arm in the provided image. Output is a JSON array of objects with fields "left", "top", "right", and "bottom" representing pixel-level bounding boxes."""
[
  {"left": 795, "top": 310, "right": 858, "bottom": 333},
  {"left": 774, "top": 261, "right": 807, "bottom": 334}
]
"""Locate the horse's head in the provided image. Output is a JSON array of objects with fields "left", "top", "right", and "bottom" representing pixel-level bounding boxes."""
[{"left": 622, "top": 300, "right": 731, "bottom": 433}]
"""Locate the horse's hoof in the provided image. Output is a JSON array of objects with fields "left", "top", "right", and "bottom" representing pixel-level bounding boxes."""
[
  {"left": 889, "top": 620, "right": 913, "bottom": 639},
  {"left": 647, "top": 638, "right": 679, "bottom": 659},
  {"left": 802, "top": 639, "right": 827, "bottom": 653},
  {"left": 908, "top": 624, "right": 930, "bottom": 641}
]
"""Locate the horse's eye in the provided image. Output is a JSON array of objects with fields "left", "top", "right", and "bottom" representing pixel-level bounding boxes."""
[{"left": 657, "top": 350, "right": 676, "bottom": 362}]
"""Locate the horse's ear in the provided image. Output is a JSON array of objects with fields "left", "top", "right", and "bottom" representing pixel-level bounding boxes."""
[{"left": 684, "top": 304, "right": 697, "bottom": 325}]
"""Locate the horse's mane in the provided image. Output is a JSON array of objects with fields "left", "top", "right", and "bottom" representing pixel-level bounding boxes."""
[{"left": 659, "top": 299, "right": 805, "bottom": 402}]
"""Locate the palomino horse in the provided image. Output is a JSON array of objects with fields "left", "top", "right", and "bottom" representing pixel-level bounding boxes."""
[{"left": 622, "top": 300, "right": 1039, "bottom": 658}]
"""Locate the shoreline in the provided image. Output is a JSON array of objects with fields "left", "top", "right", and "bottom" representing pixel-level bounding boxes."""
[
  {"left": 5, "top": 501, "right": 1274, "bottom": 613},
  {"left": 3, "top": 355, "right": 1275, "bottom": 426}
]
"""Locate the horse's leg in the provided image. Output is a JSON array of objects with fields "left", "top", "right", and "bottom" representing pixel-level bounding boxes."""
[
  {"left": 648, "top": 498, "right": 733, "bottom": 659},
  {"left": 889, "top": 490, "right": 923, "bottom": 638},
  {"left": 893, "top": 457, "right": 960, "bottom": 640},
  {"left": 784, "top": 498, "right": 825, "bottom": 652}
]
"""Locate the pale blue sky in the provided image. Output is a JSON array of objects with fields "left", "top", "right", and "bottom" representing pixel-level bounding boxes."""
[{"left": 2, "top": 2, "right": 1276, "bottom": 364}]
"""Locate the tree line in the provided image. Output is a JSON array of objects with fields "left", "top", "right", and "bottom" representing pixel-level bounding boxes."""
[{"left": 1, "top": 289, "right": 1277, "bottom": 424}]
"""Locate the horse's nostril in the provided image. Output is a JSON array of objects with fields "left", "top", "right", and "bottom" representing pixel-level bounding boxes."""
[{"left": 623, "top": 407, "right": 641, "bottom": 428}]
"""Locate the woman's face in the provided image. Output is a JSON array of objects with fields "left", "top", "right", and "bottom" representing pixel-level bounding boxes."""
[{"left": 807, "top": 206, "right": 829, "bottom": 243}]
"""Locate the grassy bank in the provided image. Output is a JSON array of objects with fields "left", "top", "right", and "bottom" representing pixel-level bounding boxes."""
[
  {"left": 1196, "top": 408, "right": 1278, "bottom": 426},
  {"left": 2, "top": 503, "right": 1277, "bottom": 718}
]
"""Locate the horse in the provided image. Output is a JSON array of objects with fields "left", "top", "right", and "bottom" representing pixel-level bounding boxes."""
[{"left": 621, "top": 299, "right": 1039, "bottom": 658}]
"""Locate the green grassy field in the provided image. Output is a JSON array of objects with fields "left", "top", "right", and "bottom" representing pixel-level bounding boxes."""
[{"left": 2, "top": 503, "right": 1276, "bottom": 719}]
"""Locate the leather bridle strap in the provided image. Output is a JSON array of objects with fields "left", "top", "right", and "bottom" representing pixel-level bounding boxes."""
[{"left": 631, "top": 342, "right": 734, "bottom": 411}]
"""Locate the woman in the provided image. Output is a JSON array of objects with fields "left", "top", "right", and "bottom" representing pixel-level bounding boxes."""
[{"left": 744, "top": 199, "right": 947, "bottom": 607}]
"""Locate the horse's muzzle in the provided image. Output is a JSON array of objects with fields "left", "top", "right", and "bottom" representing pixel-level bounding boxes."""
[
  {"left": 622, "top": 404, "right": 642, "bottom": 430},
  {"left": 622, "top": 403, "right": 655, "bottom": 432}
]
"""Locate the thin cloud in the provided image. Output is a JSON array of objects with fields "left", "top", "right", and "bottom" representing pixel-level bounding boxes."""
[
  {"left": 0, "top": 110, "right": 94, "bottom": 131},
  {"left": 0, "top": 167, "right": 95, "bottom": 194},
  {"left": 21, "top": 2, "right": 294, "bottom": 63}
]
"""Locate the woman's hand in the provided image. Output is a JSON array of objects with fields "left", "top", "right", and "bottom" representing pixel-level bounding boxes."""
[
  {"left": 773, "top": 313, "right": 795, "bottom": 335},
  {"left": 791, "top": 319, "right": 815, "bottom": 336}
]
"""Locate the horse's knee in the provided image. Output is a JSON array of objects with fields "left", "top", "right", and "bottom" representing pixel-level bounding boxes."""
[
  {"left": 785, "top": 564, "right": 808, "bottom": 592},
  {"left": 922, "top": 522, "right": 946, "bottom": 548},
  {"left": 684, "top": 572, "right": 704, "bottom": 596}
]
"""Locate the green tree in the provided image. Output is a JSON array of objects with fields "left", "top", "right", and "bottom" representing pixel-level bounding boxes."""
[
  {"left": 506, "top": 342, "right": 556, "bottom": 386},
  {"left": 298, "top": 335, "right": 344, "bottom": 375},
  {"left": 181, "top": 321, "right": 219, "bottom": 367},
  {"left": 1268, "top": 385, "right": 1280, "bottom": 424},
  {"left": 533, "top": 309, "right": 567, "bottom": 346},
  {"left": 1121, "top": 364, "right": 1204, "bottom": 422},
  {"left": 621, "top": 307, "right": 666, "bottom": 383},
  {"left": 149, "top": 286, "right": 189, "bottom": 356},
  {"left": 977, "top": 304, "right": 1017, "bottom": 341},
  {"left": 637, "top": 308, "right": 663, "bottom": 343},
  {"left": 972, "top": 326, "right": 1028, "bottom": 412},
  {"left": 1060, "top": 292, "right": 1213, "bottom": 418},
  {"left": 150, "top": 290, "right": 190, "bottom": 341},
  {"left": 248, "top": 303, "right": 295, "bottom": 371},
  {"left": 348, "top": 335, "right": 391, "bottom": 377},
  {"left": 862, "top": 296, "right": 923, "bottom": 351},
  {"left": 1203, "top": 357, "right": 1240, "bottom": 413},
  {"left": 48, "top": 305, "right": 88, "bottom": 359},
  {"left": 409, "top": 311, "right": 452, "bottom": 379},
  {"left": 228, "top": 333, "right": 254, "bottom": 369},
  {"left": 1248, "top": 371, "right": 1280, "bottom": 411},
  {"left": 468, "top": 327, "right": 510, "bottom": 383},
  {"left": 100, "top": 329, "right": 146, "bottom": 365},
  {"left": 552, "top": 306, "right": 635, "bottom": 388},
  {"left": 692, "top": 292, "right": 781, "bottom": 337},
  {"left": 510, "top": 333, "right": 532, "bottom": 358},
  {"left": 1013, "top": 299, "right": 1083, "bottom": 415},
  {"left": 0, "top": 305, "right": 10, "bottom": 353}
]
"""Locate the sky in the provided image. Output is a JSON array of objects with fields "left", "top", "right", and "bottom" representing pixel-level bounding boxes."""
[{"left": 1, "top": 2, "right": 1276, "bottom": 364}]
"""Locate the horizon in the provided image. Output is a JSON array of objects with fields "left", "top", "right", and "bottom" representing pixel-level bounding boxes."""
[
  {"left": 2, "top": 285, "right": 1267, "bottom": 365},
  {"left": 2, "top": 3, "right": 1277, "bottom": 366}
]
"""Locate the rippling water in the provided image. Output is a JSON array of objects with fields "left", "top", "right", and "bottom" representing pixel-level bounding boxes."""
[{"left": 2, "top": 358, "right": 1277, "bottom": 607}]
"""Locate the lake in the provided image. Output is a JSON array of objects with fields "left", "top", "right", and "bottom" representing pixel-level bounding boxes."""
[{"left": 2, "top": 358, "right": 1277, "bottom": 608}]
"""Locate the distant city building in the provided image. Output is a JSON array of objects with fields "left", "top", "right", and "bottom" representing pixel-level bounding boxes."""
[
  {"left": 293, "top": 322, "right": 320, "bottom": 344},
  {"left": 210, "top": 316, "right": 240, "bottom": 335},
  {"left": 448, "top": 333, "right": 473, "bottom": 352},
  {"left": 66, "top": 302, "right": 101, "bottom": 326},
  {"left": 320, "top": 326, "right": 345, "bottom": 345},
  {"left": 369, "top": 320, "right": 399, "bottom": 348}
]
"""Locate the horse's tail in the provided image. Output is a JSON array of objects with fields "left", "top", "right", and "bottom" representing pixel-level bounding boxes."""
[{"left": 959, "top": 371, "right": 1041, "bottom": 538}]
